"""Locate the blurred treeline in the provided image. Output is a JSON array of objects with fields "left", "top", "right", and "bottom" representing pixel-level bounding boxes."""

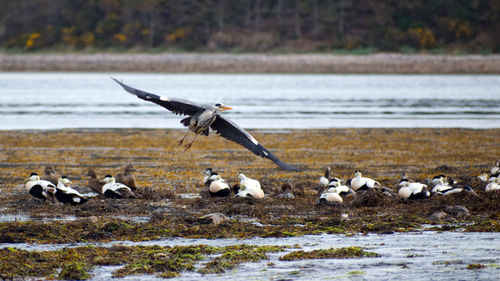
[{"left": 1, "top": 0, "right": 499, "bottom": 53}]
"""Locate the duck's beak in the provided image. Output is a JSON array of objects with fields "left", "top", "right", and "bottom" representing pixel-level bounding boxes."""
[{"left": 222, "top": 106, "right": 232, "bottom": 111}]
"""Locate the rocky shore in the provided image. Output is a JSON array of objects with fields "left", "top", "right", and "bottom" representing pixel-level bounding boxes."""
[{"left": 1, "top": 53, "right": 500, "bottom": 73}]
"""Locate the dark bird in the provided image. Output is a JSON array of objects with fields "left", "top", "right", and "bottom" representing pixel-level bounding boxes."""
[
  {"left": 87, "top": 169, "right": 104, "bottom": 194},
  {"left": 42, "top": 165, "right": 60, "bottom": 186},
  {"left": 112, "top": 78, "right": 298, "bottom": 171},
  {"left": 116, "top": 164, "right": 138, "bottom": 191}
]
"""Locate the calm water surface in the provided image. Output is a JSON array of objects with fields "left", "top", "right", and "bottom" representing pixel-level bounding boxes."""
[{"left": 1, "top": 73, "right": 499, "bottom": 129}]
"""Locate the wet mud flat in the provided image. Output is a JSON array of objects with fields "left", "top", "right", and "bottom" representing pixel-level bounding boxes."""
[{"left": 0, "top": 128, "right": 499, "bottom": 279}]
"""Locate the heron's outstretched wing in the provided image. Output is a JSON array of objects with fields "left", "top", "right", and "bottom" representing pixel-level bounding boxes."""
[
  {"left": 112, "top": 78, "right": 203, "bottom": 116},
  {"left": 211, "top": 116, "right": 299, "bottom": 171}
]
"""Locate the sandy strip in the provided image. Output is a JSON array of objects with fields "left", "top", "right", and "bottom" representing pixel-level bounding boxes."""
[{"left": 1, "top": 53, "right": 500, "bottom": 73}]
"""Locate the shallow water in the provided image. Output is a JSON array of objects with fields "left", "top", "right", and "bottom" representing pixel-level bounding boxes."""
[
  {"left": 1, "top": 73, "right": 499, "bottom": 129},
  {"left": 2, "top": 232, "right": 499, "bottom": 280}
]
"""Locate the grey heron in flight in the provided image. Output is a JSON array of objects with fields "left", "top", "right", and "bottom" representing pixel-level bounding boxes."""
[{"left": 112, "top": 78, "right": 299, "bottom": 171}]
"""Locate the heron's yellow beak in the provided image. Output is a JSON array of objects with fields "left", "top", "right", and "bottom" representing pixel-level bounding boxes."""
[{"left": 222, "top": 106, "right": 232, "bottom": 111}]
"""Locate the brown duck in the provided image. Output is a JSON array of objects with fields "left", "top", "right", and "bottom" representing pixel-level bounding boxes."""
[
  {"left": 87, "top": 169, "right": 104, "bottom": 194},
  {"left": 115, "top": 164, "right": 138, "bottom": 191},
  {"left": 41, "top": 165, "right": 60, "bottom": 186}
]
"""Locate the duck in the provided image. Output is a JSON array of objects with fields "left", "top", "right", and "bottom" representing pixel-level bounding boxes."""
[
  {"left": 349, "top": 170, "right": 380, "bottom": 191},
  {"left": 234, "top": 174, "right": 264, "bottom": 199},
  {"left": 100, "top": 175, "right": 137, "bottom": 199},
  {"left": 431, "top": 177, "right": 475, "bottom": 196},
  {"left": 42, "top": 165, "right": 60, "bottom": 186},
  {"left": 87, "top": 169, "right": 104, "bottom": 194},
  {"left": 318, "top": 188, "right": 343, "bottom": 205},
  {"left": 397, "top": 176, "right": 430, "bottom": 200},
  {"left": 115, "top": 164, "right": 138, "bottom": 191},
  {"left": 319, "top": 167, "right": 332, "bottom": 187},
  {"left": 25, "top": 172, "right": 56, "bottom": 201},
  {"left": 491, "top": 160, "right": 500, "bottom": 177},
  {"left": 203, "top": 168, "right": 230, "bottom": 197},
  {"left": 485, "top": 176, "right": 500, "bottom": 192},
  {"left": 326, "top": 179, "right": 353, "bottom": 196},
  {"left": 55, "top": 176, "right": 88, "bottom": 205},
  {"left": 276, "top": 183, "right": 295, "bottom": 199},
  {"left": 429, "top": 174, "right": 447, "bottom": 189}
]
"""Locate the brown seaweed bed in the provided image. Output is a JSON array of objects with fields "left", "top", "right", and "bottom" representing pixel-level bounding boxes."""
[{"left": 0, "top": 128, "right": 499, "bottom": 279}]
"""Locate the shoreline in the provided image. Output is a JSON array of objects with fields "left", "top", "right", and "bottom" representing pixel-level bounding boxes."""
[{"left": 1, "top": 53, "right": 500, "bottom": 73}]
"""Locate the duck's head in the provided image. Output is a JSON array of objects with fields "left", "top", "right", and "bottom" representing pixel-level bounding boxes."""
[
  {"left": 25, "top": 172, "right": 40, "bottom": 182},
  {"left": 354, "top": 170, "right": 362, "bottom": 177},
  {"left": 238, "top": 173, "right": 247, "bottom": 181},
  {"left": 58, "top": 176, "right": 72, "bottom": 186},
  {"left": 100, "top": 175, "right": 115, "bottom": 184},
  {"left": 87, "top": 169, "right": 97, "bottom": 178},
  {"left": 44, "top": 165, "right": 56, "bottom": 174},
  {"left": 124, "top": 164, "right": 137, "bottom": 173},
  {"left": 204, "top": 168, "right": 213, "bottom": 176}
]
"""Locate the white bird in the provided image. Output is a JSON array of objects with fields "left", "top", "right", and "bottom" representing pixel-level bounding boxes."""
[
  {"left": 491, "top": 160, "right": 500, "bottom": 177},
  {"left": 101, "top": 175, "right": 137, "bottom": 199},
  {"left": 326, "top": 179, "right": 352, "bottom": 196},
  {"left": 235, "top": 174, "right": 264, "bottom": 199},
  {"left": 203, "top": 168, "right": 230, "bottom": 197},
  {"left": 429, "top": 174, "right": 447, "bottom": 189},
  {"left": 25, "top": 172, "right": 56, "bottom": 201},
  {"left": 349, "top": 170, "right": 380, "bottom": 191},
  {"left": 318, "top": 188, "right": 343, "bottom": 205},
  {"left": 397, "top": 177, "right": 430, "bottom": 200},
  {"left": 55, "top": 176, "right": 88, "bottom": 205},
  {"left": 431, "top": 177, "right": 475, "bottom": 196},
  {"left": 477, "top": 172, "right": 489, "bottom": 182},
  {"left": 485, "top": 177, "right": 500, "bottom": 192},
  {"left": 319, "top": 167, "right": 331, "bottom": 187}
]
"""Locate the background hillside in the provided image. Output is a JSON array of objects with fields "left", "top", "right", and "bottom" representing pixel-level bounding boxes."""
[{"left": 1, "top": 0, "right": 499, "bottom": 53}]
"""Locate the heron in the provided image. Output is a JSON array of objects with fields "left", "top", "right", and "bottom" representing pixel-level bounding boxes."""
[{"left": 112, "top": 78, "right": 298, "bottom": 171}]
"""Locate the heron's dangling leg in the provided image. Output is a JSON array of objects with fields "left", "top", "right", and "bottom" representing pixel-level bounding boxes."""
[
  {"left": 177, "top": 129, "right": 192, "bottom": 147},
  {"left": 183, "top": 133, "right": 199, "bottom": 151}
]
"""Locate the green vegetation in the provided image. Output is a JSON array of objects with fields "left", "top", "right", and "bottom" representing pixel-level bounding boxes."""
[
  {"left": 0, "top": 244, "right": 287, "bottom": 279},
  {"left": 0, "top": 1, "right": 499, "bottom": 53},
  {"left": 279, "top": 247, "right": 380, "bottom": 261}
]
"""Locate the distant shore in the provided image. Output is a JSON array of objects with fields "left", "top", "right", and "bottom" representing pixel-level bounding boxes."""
[{"left": 1, "top": 53, "right": 500, "bottom": 73}]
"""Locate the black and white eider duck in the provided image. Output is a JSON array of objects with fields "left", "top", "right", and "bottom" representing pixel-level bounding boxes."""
[
  {"left": 25, "top": 172, "right": 56, "bottom": 201},
  {"left": 55, "top": 176, "right": 88, "bottom": 205},
  {"left": 397, "top": 176, "right": 430, "bottom": 200},
  {"left": 234, "top": 174, "right": 264, "bottom": 199},
  {"left": 326, "top": 178, "right": 353, "bottom": 196},
  {"left": 100, "top": 175, "right": 137, "bottom": 199},
  {"left": 203, "top": 168, "right": 230, "bottom": 197},
  {"left": 318, "top": 187, "right": 343, "bottom": 205},
  {"left": 485, "top": 176, "right": 500, "bottom": 192},
  {"left": 431, "top": 177, "right": 476, "bottom": 196},
  {"left": 319, "top": 167, "right": 332, "bottom": 187},
  {"left": 491, "top": 160, "right": 500, "bottom": 177},
  {"left": 349, "top": 170, "right": 380, "bottom": 192}
]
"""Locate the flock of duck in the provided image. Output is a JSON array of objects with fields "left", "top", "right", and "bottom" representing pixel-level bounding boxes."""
[
  {"left": 24, "top": 165, "right": 138, "bottom": 205},
  {"left": 22, "top": 161, "right": 500, "bottom": 206}
]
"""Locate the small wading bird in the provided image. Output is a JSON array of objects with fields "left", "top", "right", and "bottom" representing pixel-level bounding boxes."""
[{"left": 112, "top": 78, "right": 298, "bottom": 171}]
